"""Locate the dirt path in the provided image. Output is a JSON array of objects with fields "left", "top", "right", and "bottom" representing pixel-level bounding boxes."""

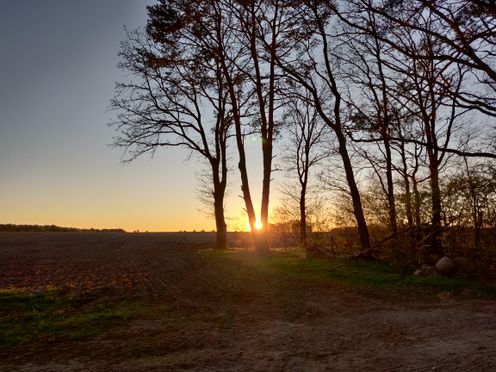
[{"left": 1, "top": 232, "right": 496, "bottom": 371}]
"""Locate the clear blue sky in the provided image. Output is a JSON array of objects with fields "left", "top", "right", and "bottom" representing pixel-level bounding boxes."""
[{"left": 0, "top": 0, "right": 266, "bottom": 231}]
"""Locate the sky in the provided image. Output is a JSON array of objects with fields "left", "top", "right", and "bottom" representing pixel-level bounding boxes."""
[{"left": 0, "top": 0, "right": 267, "bottom": 232}]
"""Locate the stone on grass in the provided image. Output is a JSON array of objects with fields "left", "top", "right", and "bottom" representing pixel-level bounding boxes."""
[
  {"left": 422, "top": 264, "right": 439, "bottom": 275},
  {"left": 435, "top": 256, "right": 455, "bottom": 275},
  {"left": 413, "top": 264, "right": 438, "bottom": 276}
]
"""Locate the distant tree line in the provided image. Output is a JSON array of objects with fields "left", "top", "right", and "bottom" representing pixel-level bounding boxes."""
[
  {"left": 0, "top": 224, "right": 126, "bottom": 233},
  {"left": 111, "top": 0, "right": 496, "bottom": 259}
]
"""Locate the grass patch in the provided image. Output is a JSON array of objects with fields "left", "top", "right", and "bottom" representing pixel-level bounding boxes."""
[
  {"left": 0, "top": 289, "right": 141, "bottom": 349},
  {"left": 205, "top": 249, "right": 495, "bottom": 296},
  {"left": 275, "top": 256, "right": 493, "bottom": 294}
]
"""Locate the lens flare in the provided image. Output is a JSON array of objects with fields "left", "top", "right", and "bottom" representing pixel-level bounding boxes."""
[
  {"left": 245, "top": 218, "right": 263, "bottom": 231},
  {"left": 254, "top": 219, "right": 263, "bottom": 230}
]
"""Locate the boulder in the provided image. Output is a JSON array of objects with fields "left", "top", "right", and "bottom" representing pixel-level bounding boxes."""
[
  {"left": 435, "top": 256, "right": 455, "bottom": 275},
  {"left": 453, "top": 256, "right": 477, "bottom": 274},
  {"left": 413, "top": 264, "right": 438, "bottom": 276}
]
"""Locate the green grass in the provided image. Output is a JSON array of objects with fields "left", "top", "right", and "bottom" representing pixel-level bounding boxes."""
[
  {"left": 275, "top": 255, "right": 492, "bottom": 294},
  {"left": 206, "top": 249, "right": 495, "bottom": 296},
  {"left": 0, "top": 290, "right": 141, "bottom": 349}
]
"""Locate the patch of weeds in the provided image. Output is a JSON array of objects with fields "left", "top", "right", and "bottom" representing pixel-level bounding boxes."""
[
  {"left": 270, "top": 256, "right": 403, "bottom": 285},
  {"left": 206, "top": 250, "right": 495, "bottom": 296},
  {"left": 0, "top": 289, "right": 142, "bottom": 349},
  {"left": 286, "top": 257, "right": 496, "bottom": 295}
]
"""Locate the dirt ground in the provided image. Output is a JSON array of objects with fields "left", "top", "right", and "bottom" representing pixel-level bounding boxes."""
[{"left": 1, "top": 232, "right": 496, "bottom": 371}]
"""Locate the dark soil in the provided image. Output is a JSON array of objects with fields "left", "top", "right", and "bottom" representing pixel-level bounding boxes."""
[{"left": 1, "top": 232, "right": 495, "bottom": 371}]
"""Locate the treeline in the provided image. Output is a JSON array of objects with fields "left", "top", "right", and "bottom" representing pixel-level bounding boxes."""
[
  {"left": 0, "top": 224, "right": 125, "bottom": 233},
  {"left": 111, "top": 0, "right": 496, "bottom": 259}
]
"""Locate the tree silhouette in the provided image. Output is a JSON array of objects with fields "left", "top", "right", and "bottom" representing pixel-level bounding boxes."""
[{"left": 111, "top": 16, "right": 231, "bottom": 248}]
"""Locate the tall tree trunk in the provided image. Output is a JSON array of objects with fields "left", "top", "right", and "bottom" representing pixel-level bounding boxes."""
[
  {"left": 465, "top": 158, "right": 482, "bottom": 251},
  {"left": 238, "top": 154, "right": 257, "bottom": 232},
  {"left": 384, "top": 138, "right": 398, "bottom": 236},
  {"left": 403, "top": 176, "right": 414, "bottom": 228},
  {"left": 319, "top": 12, "right": 370, "bottom": 252},
  {"left": 399, "top": 143, "right": 414, "bottom": 228},
  {"left": 336, "top": 130, "right": 371, "bottom": 251},
  {"left": 412, "top": 175, "right": 422, "bottom": 228},
  {"left": 299, "top": 183, "right": 307, "bottom": 249},
  {"left": 247, "top": 2, "right": 277, "bottom": 253},
  {"left": 217, "top": 43, "right": 257, "bottom": 233},
  {"left": 258, "top": 139, "right": 273, "bottom": 252},
  {"left": 373, "top": 26, "right": 397, "bottom": 237},
  {"left": 429, "top": 159, "right": 442, "bottom": 254},
  {"left": 271, "top": 1, "right": 370, "bottom": 251},
  {"left": 226, "top": 82, "right": 257, "bottom": 235},
  {"left": 213, "top": 189, "right": 227, "bottom": 249},
  {"left": 474, "top": 210, "right": 482, "bottom": 251},
  {"left": 212, "top": 160, "right": 228, "bottom": 249}
]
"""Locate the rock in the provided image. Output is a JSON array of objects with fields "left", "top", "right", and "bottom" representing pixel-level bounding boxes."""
[
  {"left": 453, "top": 256, "right": 477, "bottom": 274},
  {"left": 422, "top": 264, "right": 439, "bottom": 276},
  {"left": 435, "top": 256, "right": 455, "bottom": 275},
  {"left": 413, "top": 265, "right": 438, "bottom": 276}
]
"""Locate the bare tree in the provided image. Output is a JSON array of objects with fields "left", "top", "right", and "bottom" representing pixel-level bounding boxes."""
[
  {"left": 281, "top": 90, "right": 328, "bottom": 248},
  {"left": 340, "top": 14, "right": 400, "bottom": 237},
  {"left": 337, "top": 0, "right": 496, "bottom": 116},
  {"left": 210, "top": 0, "right": 258, "bottom": 239},
  {"left": 224, "top": 0, "right": 304, "bottom": 250},
  {"left": 111, "top": 4, "right": 232, "bottom": 249},
  {"left": 266, "top": 1, "right": 371, "bottom": 251},
  {"left": 337, "top": 1, "right": 468, "bottom": 253},
  {"left": 392, "top": 31, "right": 465, "bottom": 253},
  {"left": 443, "top": 159, "right": 496, "bottom": 251}
]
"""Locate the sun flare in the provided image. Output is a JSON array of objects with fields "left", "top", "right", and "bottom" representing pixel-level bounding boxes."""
[
  {"left": 255, "top": 220, "right": 263, "bottom": 230},
  {"left": 245, "top": 219, "right": 263, "bottom": 232}
]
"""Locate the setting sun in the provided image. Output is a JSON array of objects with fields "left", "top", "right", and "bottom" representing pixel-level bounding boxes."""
[{"left": 245, "top": 218, "right": 263, "bottom": 232}]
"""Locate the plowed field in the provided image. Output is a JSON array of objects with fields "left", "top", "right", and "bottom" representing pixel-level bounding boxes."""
[{"left": 1, "top": 232, "right": 496, "bottom": 371}]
